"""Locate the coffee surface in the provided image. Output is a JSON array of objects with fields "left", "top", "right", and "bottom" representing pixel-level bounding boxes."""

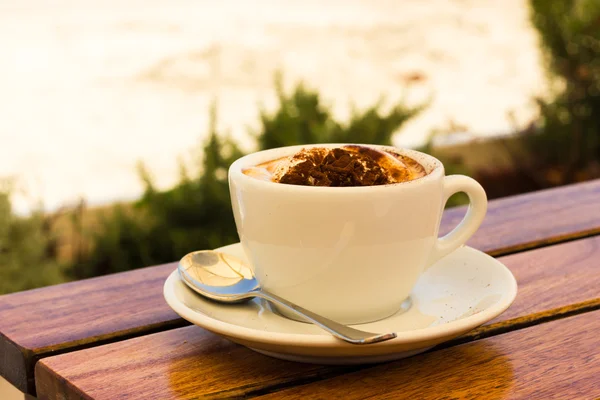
[{"left": 243, "top": 145, "right": 427, "bottom": 186}]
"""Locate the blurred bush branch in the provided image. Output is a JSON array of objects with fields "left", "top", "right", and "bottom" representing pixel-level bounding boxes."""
[{"left": 66, "top": 77, "right": 422, "bottom": 280}]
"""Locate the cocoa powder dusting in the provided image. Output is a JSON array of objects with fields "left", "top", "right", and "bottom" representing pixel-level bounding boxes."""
[{"left": 278, "top": 147, "right": 393, "bottom": 186}]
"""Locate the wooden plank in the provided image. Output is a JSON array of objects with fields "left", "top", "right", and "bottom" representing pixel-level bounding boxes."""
[
  {"left": 3, "top": 179, "right": 600, "bottom": 394},
  {"left": 0, "top": 262, "right": 183, "bottom": 394},
  {"left": 255, "top": 311, "right": 600, "bottom": 400},
  {"left": 35, "top": 326, "right": 328, "bottom": 400},
  {"left": 34, "top": 235, "right": 600, "bottom": 400},
  {"left": 465, "top": 233, "right": 600, "bottom": 335}
]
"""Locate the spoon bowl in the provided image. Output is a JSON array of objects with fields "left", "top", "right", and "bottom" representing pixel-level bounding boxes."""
[
  {"left": 178, "top": 250, "right": 397, "bottom": 345},
  {"left": 179, "top": 251, "right": 259, "bottom": 302}
]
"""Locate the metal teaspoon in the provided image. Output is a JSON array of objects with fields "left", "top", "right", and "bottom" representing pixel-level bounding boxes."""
[{"left": 178, "top": 250, "right": 397, "bottom": 345}]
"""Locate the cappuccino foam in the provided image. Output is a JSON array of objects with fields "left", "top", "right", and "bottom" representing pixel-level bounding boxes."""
[{"left": 243, "top": 145, "right": 427, "bottom": 186}]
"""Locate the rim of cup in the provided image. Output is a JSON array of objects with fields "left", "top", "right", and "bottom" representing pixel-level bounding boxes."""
[{"left": 229, "top": 143, "right": 445, "bottom": 192}]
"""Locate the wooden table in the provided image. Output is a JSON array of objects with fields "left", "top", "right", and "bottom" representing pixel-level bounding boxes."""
[{"left": 1, "top": 180, "right": 600, "bottom": 399}]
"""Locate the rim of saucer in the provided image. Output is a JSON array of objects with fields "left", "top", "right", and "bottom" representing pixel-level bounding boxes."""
[{"left": 163, "top": 245, "right": 518, "bottom": 349}]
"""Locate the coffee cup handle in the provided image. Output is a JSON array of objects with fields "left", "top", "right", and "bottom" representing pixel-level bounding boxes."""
[{"left": 427, "top": 175, "right": 487, "bottom": 268}]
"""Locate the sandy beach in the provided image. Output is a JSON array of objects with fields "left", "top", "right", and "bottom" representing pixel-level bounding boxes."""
[{"left": 0, "top": 0, "right": 546, "bottom": 213}]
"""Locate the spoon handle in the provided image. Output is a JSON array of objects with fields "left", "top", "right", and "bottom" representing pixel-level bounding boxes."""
[{"left": 255, "top": 290, "right": 397, "bottom": 345}]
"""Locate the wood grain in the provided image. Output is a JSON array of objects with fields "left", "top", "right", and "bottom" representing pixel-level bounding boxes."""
[
  {"left": 2, "top": 179, "right": 600, "bottom": 394},
  {"left": 0, "top": 262, "right": 182, "bottom": 394},
  {"left": 35, "top": 326, "right": 329, "bottom": 400},
  {"left": 34, "top": 235, "right": 600, "bottom": 400},
  {"left": 255, "top": 311, "right": 600, "bottom": 400},
  {"left": 484, "top": 234, "right": 600, "bottom": 323}
]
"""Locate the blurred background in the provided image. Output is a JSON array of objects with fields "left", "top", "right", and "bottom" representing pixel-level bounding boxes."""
[{"left": 1, "top": 0, "right": 599, "bottom": 294}]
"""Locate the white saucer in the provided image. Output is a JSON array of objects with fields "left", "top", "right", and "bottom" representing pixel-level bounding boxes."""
[{"left": 163, "top": 243, "right": 517, "bottom": 365}]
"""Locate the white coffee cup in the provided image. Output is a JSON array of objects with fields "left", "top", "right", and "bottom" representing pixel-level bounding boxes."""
[{"left": 229, "top": 144, "right": 487, "bottom": 325}]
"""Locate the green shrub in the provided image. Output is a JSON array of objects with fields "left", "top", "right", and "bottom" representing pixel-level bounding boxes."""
[
  {"left": 525, "top": 0, "right": 600, "bottom": 184},
  {"left": 0, "top": 185, "right": 66, "bottom": 294},
  {"left": 75, "top": 79, "right": 421, "bottom": 277},
  {"left": 257, "top": 75, "right": 421, "bottom": 149}
]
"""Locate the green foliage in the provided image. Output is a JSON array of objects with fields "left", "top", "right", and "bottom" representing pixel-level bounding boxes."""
[
  {"left": 0, "top": 186, "right": 66, "bottom": 294},
  {"left": 73, "top": 104, "right": 244, "bottom": 278},
  {"left": 526, "top": 0, "right": 600, "bottom": 183},
  {"left": 257, "top": 76, "right": 421, "bottom": 149},
  {"left": 73, "top": 79, "right": 421, "bottom": 278},
  {"left": 70, "top": 204, "right": 153, "bottom": 278}
]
